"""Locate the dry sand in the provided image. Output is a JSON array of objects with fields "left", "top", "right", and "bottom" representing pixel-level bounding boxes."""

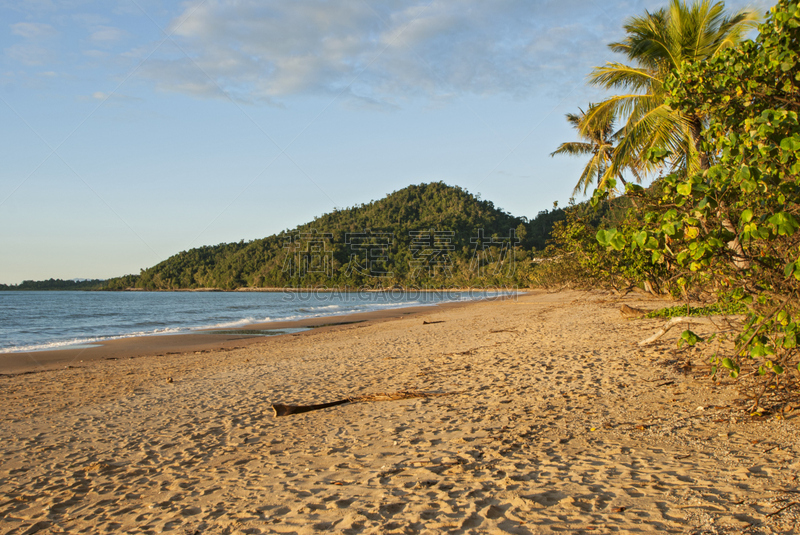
[{"left": 1, "top": 290, "right": 798, "bottom": 534}]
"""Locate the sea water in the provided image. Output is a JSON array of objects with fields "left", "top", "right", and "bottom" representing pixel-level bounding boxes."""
[{"left": 0, "top": 289, "right": 508, "bottom": 354}]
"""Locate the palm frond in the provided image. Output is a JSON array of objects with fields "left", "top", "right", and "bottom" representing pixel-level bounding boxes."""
[
  {"left": 550, "top": 142, "right": 594, "bottom": 157},
  {"left": 588, "top": 63, "right": 658, "bottom": 92}
]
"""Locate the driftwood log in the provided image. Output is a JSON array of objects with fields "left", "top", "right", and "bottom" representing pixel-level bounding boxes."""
[{"left": 272, "top": 391, "right": 455, "bottom": 417}]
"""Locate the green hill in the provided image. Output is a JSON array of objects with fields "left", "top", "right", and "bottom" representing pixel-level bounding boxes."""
[{"left": 106, "top": 182, "right": 563, "bottom": 290}]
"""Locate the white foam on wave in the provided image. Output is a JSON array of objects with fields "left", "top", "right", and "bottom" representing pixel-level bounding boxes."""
[{"left": 200, "top": 316, "right": 262, "bottom": 330}]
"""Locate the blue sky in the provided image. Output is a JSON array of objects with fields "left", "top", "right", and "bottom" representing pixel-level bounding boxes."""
[{"left": 0, "top": 0, "right": 767, "bottom": 284}]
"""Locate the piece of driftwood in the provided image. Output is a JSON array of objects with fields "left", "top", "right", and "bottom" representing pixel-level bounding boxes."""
[
  {"left": 638, "top": 315, "right": 745, "bottom": 346},
  {"left": 272, "top": 391, "right": 455, "bottom": 417},
  {"left": 620, "top": 304, "right": 648, "bottom": 318},
  {"left": 272, "top": 399, "right": 352, "bottom": 416}
]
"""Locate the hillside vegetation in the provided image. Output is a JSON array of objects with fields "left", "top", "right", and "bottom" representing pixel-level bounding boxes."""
[{"left": 102, "top": 183, "right": 564, "bottom": 290}]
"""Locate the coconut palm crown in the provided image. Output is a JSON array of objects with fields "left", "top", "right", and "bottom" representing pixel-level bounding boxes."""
[
  {"left": 583, "top": 0, "right": 759, "bottom": 182},
  {"left": 550, "top": 106, "right": 627, "bottom": 195}
]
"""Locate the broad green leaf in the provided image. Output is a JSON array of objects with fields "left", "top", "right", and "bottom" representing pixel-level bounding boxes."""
[
  {"left": 596, "top": 229, "right": 626, "bottom": 251},
  {"left": 740, "top": 209, "right": 754, "bottom": 223},
  {"left": 768, "top": 212, "right": 799, "bottom": 236},
  {"left": 662, "top": 222, "right": 678, "bottom": 236},
  {"left": 608, "top": 232, "right": 626, "bottom": 251},
  {"left": 596, "top": 229, "right": 613, "bottom": 247},
  {"left": 680, "top": 330, "right": 703, "bottom": 346},
  {"left": 676, "top": 182, "right": 693, "bottom": 196},
  {"left": 737, "top": 166, "right": 751, "bottom": 181},
  {"left": 780, "top": 135, "right": 800, "bottom": 151},
  {"left": 750, "top": 343, "right": 774, "bottom": 358}
]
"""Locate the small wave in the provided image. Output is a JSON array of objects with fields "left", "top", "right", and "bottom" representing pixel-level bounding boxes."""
[
  {"left": 297, "top": 305, "right": 343, "bottom": 313},
  {"left": 0, "top": 326, "right": 188, "bottom": 354},
  {"left": 200, "top": 317, "right": 261, "bottom": 330},
  {"left": 1, "top": 333, "right": 147, "bottom": 354}
]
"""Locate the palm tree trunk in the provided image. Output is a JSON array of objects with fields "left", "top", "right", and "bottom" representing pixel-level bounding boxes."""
[{"left": 689, "top": 117, "right": 709, "bottom": 171}]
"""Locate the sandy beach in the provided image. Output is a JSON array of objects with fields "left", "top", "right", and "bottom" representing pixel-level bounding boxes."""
[{"left": 1, "top": 290, "right": 798, "bottom": 534}]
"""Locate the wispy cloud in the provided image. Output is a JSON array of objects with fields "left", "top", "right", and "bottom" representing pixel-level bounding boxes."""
[
  {"left": 11, "top": 21, "right": 58, "bottom": 39},
  {"left": 89, "top": 25, "right": 127, "bottom": 43},
  {"left": 137, "top": 0, "right": 626, "bottom": 105}
]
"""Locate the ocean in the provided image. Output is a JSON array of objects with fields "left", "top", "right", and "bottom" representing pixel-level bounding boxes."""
[{"left": 0, "top": 289, "right": 508, "bottom": 354}]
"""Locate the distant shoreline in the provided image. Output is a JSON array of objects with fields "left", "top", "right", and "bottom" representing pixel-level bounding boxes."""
[{"left": 1, "top": 285, "right": 522, "bottom": 292}]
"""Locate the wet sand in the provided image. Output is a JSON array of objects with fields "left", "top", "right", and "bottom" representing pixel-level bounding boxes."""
[{"left": 1, "top": 290, "right": 798, "bottom": 534}]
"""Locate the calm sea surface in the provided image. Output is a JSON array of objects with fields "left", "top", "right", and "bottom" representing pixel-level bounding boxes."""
[{"left": 0, "top": 290, "right": 506, "bottom": 354}]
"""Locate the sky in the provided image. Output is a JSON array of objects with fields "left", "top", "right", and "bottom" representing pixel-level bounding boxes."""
[{"left": 0, "top": 0, "right": 768, "bottom": 284}]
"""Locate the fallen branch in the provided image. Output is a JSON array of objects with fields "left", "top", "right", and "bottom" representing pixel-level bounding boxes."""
[
  {"left": 638, "top": 315, "right": 743, "bottom": 346},
  {"left": 767, "top": 502, "right": 799, "bottom": 517},
  {"left": 272, "top": 391, "right": 456, "bottom": 417}
]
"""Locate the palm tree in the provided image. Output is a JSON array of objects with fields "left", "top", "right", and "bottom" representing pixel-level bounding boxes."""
[
  {"left": 585, "top": 0, "right": 758, "bottom": 180},
  {"left": 551, "top": 106, "right": 628, "bottom": 195}
]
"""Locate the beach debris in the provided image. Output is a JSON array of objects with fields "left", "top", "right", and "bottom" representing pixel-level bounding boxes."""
[
  {"left": 423, "top": 320, "right": 445, "bottom": 325},
  {"left": 442, "top": 343, "right": 503, "bottom": 356},
  {"left": 639, "top": 314, "right": 745, "bottom": 346},
  {"left": 767, "top": 502, "right": 799, "bottom": 517},
  {"left": 272, "top": 391, "right": 456, "bottom": 417},
  {"left": 620, "top": 304, "right": 647, "bottom": 318},
  {"left": 166, "top": 377, "right": 173, "bottom": 383}
]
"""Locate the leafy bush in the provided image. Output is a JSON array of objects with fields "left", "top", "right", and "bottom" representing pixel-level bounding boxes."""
[
  {"left": 592, "top": 1, "right": 800, "bottom": 385},
  {"left": 544, "top": 196, "right": 672, "bottom": 293}
]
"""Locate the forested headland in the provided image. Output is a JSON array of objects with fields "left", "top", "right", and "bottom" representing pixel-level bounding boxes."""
[
  {"left": 103, "top": 182, "right": 567, "bottom": 290},
  {"left": 1, "top": 182, "right": 574, "bottom": 291}
]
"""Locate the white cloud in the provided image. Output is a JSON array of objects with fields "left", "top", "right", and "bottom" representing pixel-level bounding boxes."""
[
  {"left": 89, "top": 25, "right": 126, "bottom": 43},
  {"left": 11, "top": 21, "right": 57, "bottom": 39},
  {"left": 5, "top": 43, "right": 53, "bottom": 65},
  {"left": 138, "top": 0, "right": 622, "bottom": 105},
  {"left": 90, "top": 90, "right": 141, "bottom": 103}
]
